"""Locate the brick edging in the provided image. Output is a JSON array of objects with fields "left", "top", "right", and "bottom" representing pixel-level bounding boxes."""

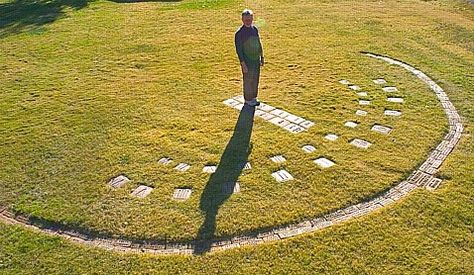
[{"left": 0, "top": 53, "right": 463, "bottom": 255}]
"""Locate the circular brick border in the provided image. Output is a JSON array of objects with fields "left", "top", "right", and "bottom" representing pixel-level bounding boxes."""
[{"left": 0, "top": 53, "right": 463, "bottom": 255}]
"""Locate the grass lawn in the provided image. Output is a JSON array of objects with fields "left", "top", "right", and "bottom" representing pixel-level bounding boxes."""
[{"left": 0, "top": 0, "right": 473, "bottom": 273}]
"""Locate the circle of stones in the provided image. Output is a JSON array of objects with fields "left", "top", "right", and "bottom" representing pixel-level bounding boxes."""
[{"left": 0, "top": 53, "right": 463, "bottom": 255}]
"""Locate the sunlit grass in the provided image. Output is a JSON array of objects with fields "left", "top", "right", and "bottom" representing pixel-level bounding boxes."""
[{"left": 0, "top": 0, "right": 473, "bottom": 272}]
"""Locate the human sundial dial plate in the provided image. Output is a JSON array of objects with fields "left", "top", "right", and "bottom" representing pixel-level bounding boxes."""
[{"left": 223, "top": 96, "right": 315, "bottom": 133}]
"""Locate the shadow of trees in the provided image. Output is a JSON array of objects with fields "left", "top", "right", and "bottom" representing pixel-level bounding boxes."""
[
  {"left": 109, "top": 0, "right": 180, "bottom": 3},
  {"left": 0, "top": 0, "right": 89, "bottom": 37},
  {"left": 194, "top": 105, "right": 255, "bottom": 254},
  {"left": 0, "top": 0, "right": 181, "bottom": 37}
]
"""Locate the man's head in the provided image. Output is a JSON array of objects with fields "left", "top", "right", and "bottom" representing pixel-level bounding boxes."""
[{"left": 241, "top": 9, "right": 253, "bottom": 27}]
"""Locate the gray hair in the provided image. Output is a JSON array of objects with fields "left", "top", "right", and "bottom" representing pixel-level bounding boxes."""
[{"left": 241, "top": 9, "right": 253, "bottom": 16}]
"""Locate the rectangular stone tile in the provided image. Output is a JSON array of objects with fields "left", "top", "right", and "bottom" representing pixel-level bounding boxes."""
[
  {"left": 357, "top": 92, "right": 368, "bottom": 97},
  {"left": 258, "top": 112, "right": 275, "bottom": 121},
  {"left": 285, "top": 114, "right": 305, "bottom": 124},
  {"left": 223, "top": 98, "right": 240, "bottom": 107},
  {"left": 371, "top": 124, "right": 392, "bottom": 134},
  {"left": 356, "top": 110, "right": 367, "bottom": 116},
  {"left": 232, "top": 95, "right": 245, "bottom": 103},
  {"left": 254, "top": 109, "right": 266, "bottom": 117},
  {"left": 314, "top": 157, "right": 335, "bottom": 168},
  {"left": 384, "top": 110, "right": 402, "bottom": 116},
  {"left": 382, "top": 86, "right": 398, "bottom": 92},
  {"left": 158, "top": 157, "right": 173, "bottom": 165},
  {"left": 359, "top": 100, "right": 371, "bottom": 105},
  {"left": 373, "top": 78, "right": 387, "bottom": 84},
  {"left": 108, "top": 175, "right": 130, "bottom": 189},
  {"left": 299, "top": 120, "right": 315, "bottom": 129},
  {"left": 349, "top": 85, "right": 361, "bottom": 91},
  {"left": 344, "top": 121, "right": 359, "bottom": 128},
  {"left": 350, "top": 139, "right": 372, "bottom": 149},
  {"left": 174, "top": 163, "right": 191, "bottom": 172},
  {"left": 131, "top": 185, "right": 153, "bottom": 198},
  {"left": 202, "top": 165, "right": 217, "bottom": 174},
  {"left": 339, "top": 79, "right": 351, "bottom": 85},
  {"left": 271, "top": 170, "right": 294, "bottom": 182},
  {"left": 302, "top": 145, "right": 316, "bottom": 153},
  {"left": 387, "top": 97, "right": 404, "bottom": 103},
  {"left": 284, "top": 123, "right": 305, "bottom": 133},
  {"left": 173, "top": 188, "right": 192, "bottom": 200},
  {"left": 426, "top": 178, "right": 442, "bottom": 191},
  {"left": 233, "top": 103, "right": 245, "bottom": 110},
  {"left": 269, "top": 117, "right": 290, "bottom": 128},
  {"left": 270, "top": 155, "right": 286, "bottom": 163},
  {"left": 325, "top": 134, "right": 339, "bottom": 141},
  {"left": 270, "top": 109, "right": 290, "bottom": 119},
  {"left": 257, "top": 103, "right": 275, "bottom": 112}
]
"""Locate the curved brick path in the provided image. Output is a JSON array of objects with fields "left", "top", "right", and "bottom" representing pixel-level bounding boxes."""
[{"left": 0, "top": 53, "right": 463, "bottom": 255}]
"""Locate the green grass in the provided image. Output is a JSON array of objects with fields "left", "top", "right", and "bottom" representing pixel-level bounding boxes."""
[{"left": 0, "top": 0, "right": 473, "bottom": 273}]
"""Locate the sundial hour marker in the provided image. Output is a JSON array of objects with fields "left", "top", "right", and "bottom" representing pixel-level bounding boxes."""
[
  {"left": 272, "top": 170, "right": 294, "bottom": 182},
  {"left": 270, "top": 155, "right": 286, "bottom": 163}
]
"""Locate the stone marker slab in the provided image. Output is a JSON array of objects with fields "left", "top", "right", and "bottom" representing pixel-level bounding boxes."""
[
  {"left": 302, "top": 145, "right": 316, "bottom": 153},
  {"left": 387, "top": 97, "right": 404, "bottom": 103},
  {"left": 384, "top": 110, "right": 402, "bottom": 116},
  {"left": 339, "top": 79, "right": 351, "bottom": 85},
  {"left": 314, "top": 157, "right": 335, "bottom": 168},
  {"left": 257, "top": 103, "right": 275, "bottom": 112},
  {"left": 357, "top": 92, "right": 368, "bottom": 97},
  {"left": 344, "top": 121, "right": 359, "bottom": 128},
  {"left": 202, "top": 165, "right": 217, "bottom": 174},
  {"left": 131, "top": 185, "right": 153, "bottom": 198},
  {"left": 270, "top": 109, "right": 290, "bottom": 119},
  {"left": 349, "top": 85, "right": 361, "bottom": 91},
  {"left": 223, "top": 98, "right": 240, "bottom": 107},
  {"left": 158, "top": 157, "right": 173, "bottom": 165},
  {"left": 258, "top": 112, "right": 275, "bottom": 121},
  {"left": 108, "top": 175, "right": 130, "bottom": 189},
  {"left": 325, "top": 134, "right": 339, "bottom": 141},
  {"left": 269, "top": 117, "right": 290, "bottom": 128},
  {"left": 233, "top": 95, "right": 245, "bottom": 103},
  {"left": 270, "top": 155, "right": 286, "bottom": 163},
  {"left": 285, "top": 114, "right": 305, "bottom": 124},
  {"left": 222, "top": 182, "right": 240, "bottom": 194},
  {"left": 299, "top": 120, "right": 315, "bottom": 129},
  {"left": 371, "top": 124, "right": 392, "bottom": 134},
  {"left": 284, "top": 123, "right": 305, "bottom": 134},
  {"left": 359, "top": 100, "right": 371, "bottom": 105},
  {"left": 382, "top": 86, "right": 398, "bottom": 92},
  {"left": 350, "top": 139, "right": 372, "bottom": 149},
  {"left": 173, "top": 188, "right": 192, "bottom": 201},
  {"left": 224, "top": 96, "right": 314, "bottom": 133},
  {"left": 175, "top": 163, "right": 191, "bottom": 172},
  {"left": 233, "top": 103, "right": 244, "bottom": 110},
  {"left": 373, "top": 78, "right": 387, "bottom": 84},
  {"left": 272, "top": 170, "right": 294, "bottom": 182},
  {"left": 355, "top": 110, "right": 367, "bottom": 116}
]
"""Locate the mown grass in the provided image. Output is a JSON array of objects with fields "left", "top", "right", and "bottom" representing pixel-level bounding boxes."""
[
  {"left": 0, "top": 0, "right": 469, "bottom": 241},
  {"left": 0, "top": 0, "right": 473, "bottom": 272}
]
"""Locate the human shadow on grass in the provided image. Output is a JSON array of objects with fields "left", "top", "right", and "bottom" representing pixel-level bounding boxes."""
[
  {"left": 0, "top": 0, "right": 89, "bottom": 37},
  {"left": 194, "top": 105, "right": 255, "bottom": 254}
]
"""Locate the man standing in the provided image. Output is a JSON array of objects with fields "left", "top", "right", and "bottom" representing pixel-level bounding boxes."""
[{"left": 235, "top": 9, "right": 264, "bottom": 107}]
